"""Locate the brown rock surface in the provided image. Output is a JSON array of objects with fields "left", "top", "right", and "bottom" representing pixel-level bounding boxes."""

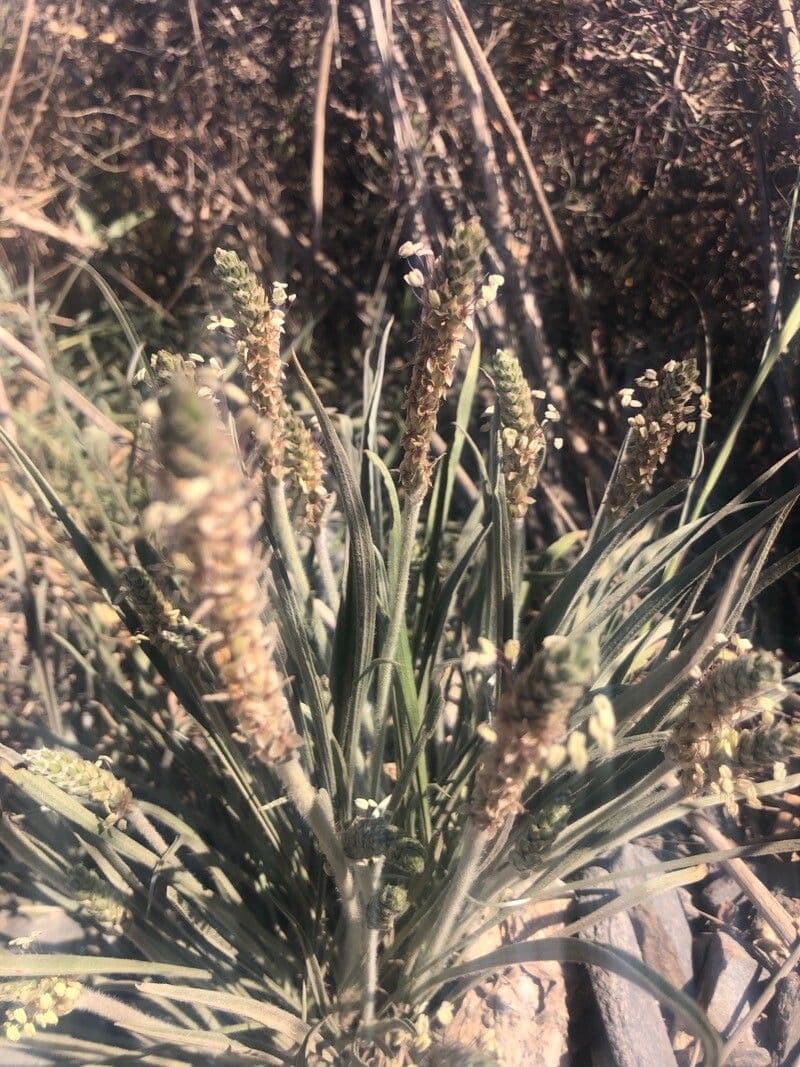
[{"left": 441, "top": 894, "right": 570, "bottom": 1066}]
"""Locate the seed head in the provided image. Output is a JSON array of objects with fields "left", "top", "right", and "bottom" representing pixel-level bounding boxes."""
[
  {"left": 473, "top": 634, "right": 598, "bottom": 830},
  {"left": 25, "top": 748, "right": 132, "bottom": 821},
  {"left": 213, "top": 248, "right": 289, "bottom": 478},
  {"left": 71, "top": 866, "right": 130, "bottom": 929},
  {"left": 342, "top": 816, "right": 400, "bottom": 861},
  {"left": 608, "top": 359, "right": 700, "bottom": 517},
  {"left": 282, "top": 402, "right": 328, "bottom": 529},
  {"left": 366, "top": 883, "right": 409, "bottom": 929},
  {"left": 667, "top": 648, "right": 785, "bottom": 810},
  {"left": 120, "top": 566, "right": 207, "bottom": 654},
  {"left": 1, "top": 977, "right": 82, "bottom": 1043},
  {"left": 489, "top": 348, "right": 546, "bottom": 518},
  {"left": 400, "top": 220, "right": 487, "bottom": 500},
  {"left": 150, "top": 379, "right": 302, "bottom": 765}
]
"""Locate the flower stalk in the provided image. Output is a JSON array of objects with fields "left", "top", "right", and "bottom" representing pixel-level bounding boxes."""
[{"left": 148, "top": 379, "right": 362, "bottom": 975}]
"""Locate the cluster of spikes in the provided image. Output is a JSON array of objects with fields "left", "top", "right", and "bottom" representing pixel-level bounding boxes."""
[
  {"left": 23, "top": 747, "right": 132, "bottom": 826},
  {"left": 666, "top": 641, "right": 794, "bottom": 814},
  {"left": 399, "top": 220, "right": 492, "bottom": 500},
  {"left": 342, "top": 814, "right": 427, "bottom": 930},
  {"left": 487, "top": 347, "right": 547, "bottom": 518}
]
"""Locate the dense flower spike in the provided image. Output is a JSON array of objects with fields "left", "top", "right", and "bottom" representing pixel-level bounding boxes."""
[
  {"left": 366, "top": 883, "right": 409, "bottom": 929},
  {"left": 25, "top": 747, "right": 132, "bottom": 821},
  {"left": 71, "top": 866, "right": 130, "bottom": 929},
  {"left": 1, "top": 978, "right": 82, "bottom": 1043},
  {"left": 150, "top": 379, "right": 302, "bottom": 765},
  {"left": 399, "top": 220, "right": 488, "bottom": 499},
  {"left": 213, "top": 248, "right": 288, "bottom": 476},
  {"left": 283, "top": 402, "right": 328, "bottom": 529},
  {"left": 342, "top": 816, "right": 400, "bottom": 861},
  {"left": 489, "top": 348, "right": 546, "bottom": 517},
  {"left": 667, "top": 648, "right": 785, "bottom": 811},
  {"left": 608, "top": 358, "right": 702, "bottom": 517},
  {"left": 474, "top": 635, "right": 599, "bottom": 829},
  {"left": 214, "top": 248, "right": 327, "bottom": 527},
  {"left": 121, "top": 565, "right": 207, "bottom": 654}
]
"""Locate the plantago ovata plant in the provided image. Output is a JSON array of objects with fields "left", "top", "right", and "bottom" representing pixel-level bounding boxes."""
[{"left": 1, "top": 221, "right": 799, "bottom": 1065}]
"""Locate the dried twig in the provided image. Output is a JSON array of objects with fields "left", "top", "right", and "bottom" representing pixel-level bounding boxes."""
[
  {"left": 776, "top": 0, "right": 800, "bottom": 112},
  {"left": 442, "top": 0, "right": 611, "bottom": 403},
  {"left": 691, "top": 812, "right": 797, "bottom": 947},
  {"left": 0, "top": 324, "right": 132, "bottom": 443},
  {"left": 0, "top": 0, "right": 35, "bottom": 149},
  {"left": 311, "top": 2, "right": 338, "bottom": 251},
  {"left": 442, "top": 8, "right": 563, "bottom": 406}
]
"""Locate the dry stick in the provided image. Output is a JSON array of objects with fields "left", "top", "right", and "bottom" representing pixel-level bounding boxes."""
[
  {"left": 777, "top": 0, "right": 800, "bottom": 112},
  {"left": 691, "top": 812, "right": 797, "bottom": 947},
  {"left": 0, "top": 324, "right": 133, "bottom": 443},
  {"left": 0, "top": 0, "right": 35, "bottom": 149},
  {"left": 366, "top": 0, "right": 437, "bottom": 246},
  {"left": 7, "top": 35, "right": 66, "bottom": 188},
  {"left": 443, "top": 0, "right": 611, "bottom": 405},
  {"left": 311, "top": 3, "right": 337, "bottom": 252},
  {"left": 442, "top": 11, "right": 564, "bottom": 408}
]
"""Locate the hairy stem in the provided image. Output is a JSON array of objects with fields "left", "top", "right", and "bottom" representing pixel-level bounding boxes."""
[
  {"left": 267, "top": 480, "right": 328, "bottom": 654},
  {"left": 275, "top": 758, "right": 362, "bottom": 984},
  {"left": 369, "top": 498, "right": 423, "bottom": 794},
  {"left": 415, "top": 820, "right": 491, "bottom": 982},
  {"left": 361, "top": 856, "right": 385, "bottom": 1027}
]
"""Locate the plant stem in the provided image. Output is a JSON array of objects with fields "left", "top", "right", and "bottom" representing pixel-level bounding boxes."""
[
  {"left": 361, "top": 857, "right": 385, "bottom": 1027},
  {"left": 275, "top": 758, "right": 362, "bottom": 983},
  {"left": 267, "top": 480, "right": 328, "bottom": 654},
  {"left": 416, "top": 820, "right": 491, "bottom": 980},
  {"left": 369, "top": 498, "right": 422, "bottom": 794}
]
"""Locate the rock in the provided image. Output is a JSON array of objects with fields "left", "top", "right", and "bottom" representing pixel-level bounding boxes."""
[
  {"left": 589, "top": 1035, "right": 617, "bottom": 1067},
  {"left": 442, "top": 894, "right": 570, "bottom": 1066},
  {"left": 722, "top": 1049, "right": 771, "bottom": 1067},
  {"left": 0, "top": 902, "right": 83, "bottom": 947},
  {"left": 612, "top": 844, "right": 694, "bottom": 996},
  {"left": 701, "top": 873, "right": 743, "bottom": 920},
  {"left": 577, "top": 869, "right": 678, "bottom": 1067},
  {"left": 698, "top": 932, "right": 765, "bottom": 1037},
  {"left": 772, "top": 971, "right": 800, "bottom": 1064}
]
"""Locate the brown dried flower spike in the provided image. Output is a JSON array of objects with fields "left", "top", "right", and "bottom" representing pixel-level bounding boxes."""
[
  {"left": 667, "top": 648, "right": 785, "bottom": 811},
  {"left": 214, "top": 248, "right": 327, "bottom": 528},
  {"left": 399, "top": 221, "right": 489, "bottom": 500},
  {"left": 474, "top": 634, "right": 598, "bottom": 829},
  {"left": 213, "top": 248, "right": 289, "bottom": 477},
  {"left": 150, "top": 378, "right": 301, "bottom": 765},
  {"left": 608, "top": 358, "right": 703, "bottom": 517}
]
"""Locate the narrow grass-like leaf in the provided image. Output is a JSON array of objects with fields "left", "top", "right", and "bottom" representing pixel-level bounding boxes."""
[{"left": 292, "top": 353, "right": 378, "bottom": 808}]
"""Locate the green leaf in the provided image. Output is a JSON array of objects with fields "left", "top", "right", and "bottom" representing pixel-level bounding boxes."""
[
  {"left": 292, "top": 354, "right": 378, "bottom": 811},
  {"left": 0, "top": 951, "right": 208, "bottom": 981}
]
